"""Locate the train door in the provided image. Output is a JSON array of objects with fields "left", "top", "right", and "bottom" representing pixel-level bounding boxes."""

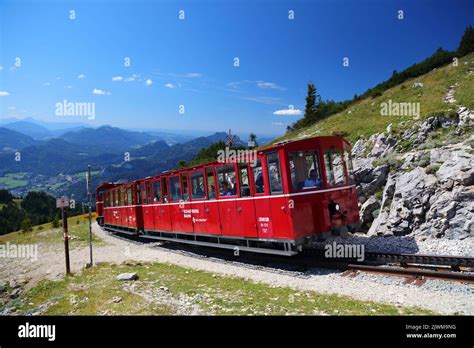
[
  {"left": 203, "top": 166, "right": 221, "bottom": 235},
  {"left": 266, "top": 152, "right": 291, "bottom": 239},
  {"left": 142, "top": 181, "right": 154, "bottom": 231},
  {"left": 155, "top": 176, "right": 172, "bottom": 231},
  {"left": 252, "top": 158, "right": 274, "bottom": 239},
  {"left": 150, "top": 179, "right": 162, "bottom": 232},
  {"left": 119, "top": 187, "right": 126, "bottom": 227},
  {"left": 189, "top": 169, "right": 208, "bottom": 234},
  {"left": 169, "top": 174, "right": 193, "bottom": 233},
  {"left": 216, "top": 164, "right": 239, "bottom": 236},
  {"left": 234, "top": 163, "right": 258, "bottom": 237},
  {"left": 126, "top": 184, "right": 136, "bottom": 228}
]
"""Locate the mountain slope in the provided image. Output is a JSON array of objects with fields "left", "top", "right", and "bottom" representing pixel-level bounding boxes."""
[
  {"left": 60, "top": 126, "right": 157, "bottom": 153},
  {"left": 271, "top": 53, "right": 474, "bottom": 145},
  {"left": 0, "top": 128, "right": 38, "bottom": 151},
  {"left": 2, "top": 121, "right": 52, "bottom": 140}
]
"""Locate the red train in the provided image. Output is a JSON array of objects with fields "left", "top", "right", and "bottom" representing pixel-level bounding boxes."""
[{"left": 96, "top": 136, "right": 359, "bottom": 255}]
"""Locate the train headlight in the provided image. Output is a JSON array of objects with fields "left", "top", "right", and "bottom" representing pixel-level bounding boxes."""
[{"left": 335, "top": 203, "right": 340, "bottom": 212}]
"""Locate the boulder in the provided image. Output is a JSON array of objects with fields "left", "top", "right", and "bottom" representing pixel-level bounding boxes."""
[
  {"left": 436, "top": 150, "right": 474, "bottom": 186},
  {"left": 360, "top": 197, "right": 381, "bottom": 225},
  {"left": 116, "top": 272, "right": 138, "bottom": 281}
]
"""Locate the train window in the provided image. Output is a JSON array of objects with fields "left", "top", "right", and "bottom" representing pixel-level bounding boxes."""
[
  {"left": 115, "top": 189, "right": 119, "bottom": 207},
  {"left": 140, "top": 183, "right": 146, "bottom": 204},
  {"left": 289, "top": 151, "right": 322, "bottom": 190},
  {"left": 253, "top": 159, "right": 265, "bottom": 194},
  {"left": 206, "top": 167, "right": 216, "bottom": 200},
  {"left": 146, "top": 182, "right": 152, "bottom": 204},
  {"left": 120, "top": 188, "right": 125, "bottom": 206},
  {"left": 266, "top": 153, "right": 283, "bottom": 194},
  {"left": 152, "top": 181, "right": 161, "bottom": 202},
  {"left": 127, "top": 187, "right": 133, "bottom": 206},
  {"left": 169, "top": 176, "right": 181, "bottom": 201},
  {"left": 217, "top": 164, "right": 237, "bottom": 197},
  {"left": 191, "top": 170, "right": 205, "bottom": 199},
  {"left": 161, "top": 177, "right": 169, "bottom": 203},
  {"left": 344, "top": 150, "right": 355, "bottom": 183},
  {"left": 181, "top": 173, "right": 189, "bottom": 201},
  {"left": 238, "top": 164, "right": 251, "bottom": 197},
  {"left": 324, "top": 149, "right": 346, "bottom": 186},
  {"left": 136, "top": 184, "right": 141, "bottom": 205}
]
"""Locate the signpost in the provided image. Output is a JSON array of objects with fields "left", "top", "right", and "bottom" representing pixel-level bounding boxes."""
[
  {"left": 56, "top": 196, "right": 70, "bottom": 274},
  {"left": 86, "top": 165, "right": 93, "bottom": 268}
]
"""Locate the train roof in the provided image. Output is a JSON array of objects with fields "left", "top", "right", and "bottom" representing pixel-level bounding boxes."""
[{"left": 99, "top": 135, "right": 352, "bottom": 188}]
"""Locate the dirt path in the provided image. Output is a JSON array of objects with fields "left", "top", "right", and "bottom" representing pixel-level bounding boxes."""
[{"left": 1, "top": 223, "right": 472, "bottom": 314}]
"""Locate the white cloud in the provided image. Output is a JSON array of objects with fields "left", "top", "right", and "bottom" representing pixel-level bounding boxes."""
[
  {"left": 272, "top": 122, "right": 284, "bottom": 126},
  {"left": 243, "top": 96, "right": 282, "bottom": 105},
  {"left": 0, "top": 66, "right": 3, "bottom": 71},
  {"left": 112, "top": 76, "right": 123, "bottom": 81},
  {"left": 7, "top": 106, "right": 16, "bottom": 110},
  {"left": 93, "top": 88, "right": 111, "bottom": 95},
  {"left": 0, "top": 91, "right": 10, "bottom": 97},
  {"left": 273, "top": 108, "right": 302, "bottom": 116},
  {"left": 125, "top": 74, "right": 140, "bottom": 82},
  {"left": 65, "top": 85, "right": 73, "bottom": 89},
  {"left": 77, "top": 74, "right": 86, "bottom": 80},
  {"left": 256, "top": 80, "right": 286, "bottom": 91},
  {"left": 164, "top": 83, "right": 174, "bottom": 89},
  {"left": 185, "top": 72, "right": 202, "bottom": 78},
  {"left": 56, "top": 76, "right": 62, "bottom": 80},
  {"left": 145, "top": 79, "right": 153, "bottom": 86},
  {"left": 228, "top": 80, "right": 286, "bottom": 91},
  {"left": 43, "top": 82, "right": 51, "bottom": 86}
]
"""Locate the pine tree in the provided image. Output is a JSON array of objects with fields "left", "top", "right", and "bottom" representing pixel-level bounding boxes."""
[
  {"left": 303, "top": 83, "right": 320, "bottom": 126},
  {"left": 457, "top": 25, "right": 474, "bottom": 57}
]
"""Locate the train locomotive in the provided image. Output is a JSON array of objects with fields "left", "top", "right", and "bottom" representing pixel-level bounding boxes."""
[{"left": 96, "top": 136, "right": 360, "bottom": 256}]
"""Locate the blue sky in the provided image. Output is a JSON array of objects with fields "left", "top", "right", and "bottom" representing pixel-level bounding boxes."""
[{"left": 0, "top": 0, "right": 473, "bottom": 137}]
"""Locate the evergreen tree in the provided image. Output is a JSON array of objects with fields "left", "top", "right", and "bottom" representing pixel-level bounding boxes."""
[
  {"left": 303, "top": 83, "right": 320, "bottom": 126},
  {"left": 457, "top": 25, "right": 474, "bottom": 56},
  {"left": 249, "top": 133, "right": 258, "bottom": 147}
]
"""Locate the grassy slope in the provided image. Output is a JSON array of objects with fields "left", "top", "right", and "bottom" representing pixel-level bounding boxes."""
[
  {"left": 0, "top": 215, "right": 105, "bottom": 248},
  {"left": 271, "top": 53, "right": 474, "bottom": 145},
  {"left": 8, "top": 262, "right": 433, "bottom": 315}
]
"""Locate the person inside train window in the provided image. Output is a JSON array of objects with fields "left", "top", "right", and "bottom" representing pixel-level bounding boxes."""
[
  {"left": 253, "top": 159, "right": 265, "bottom": 194},
  {"left": 267, "top": 153, "right": 283, "bottom": 194},
  {"left": 208, "top": 185, "right": 216, "bottom": 199},
  {"left": 303, "top": 169, "right": 322, "bottom": 188},
  {"left": 191, "top": 171, "right": 205, "bottom": 199},
  {"left": 217, "top": 165, "right": 237, "bottom": 197},
  {"left": 169, "top": 176, "right": 181, "bottom": 201}
]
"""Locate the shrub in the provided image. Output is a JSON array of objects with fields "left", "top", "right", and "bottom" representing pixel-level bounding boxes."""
[
  {"left": 20, "top": 218, "right": 33, "bottom": 233},
  {"left": 52, "top": 216, "right": 60, "bottom": 228},
  {"left": 426, "top": 164, "right": 441, "bottom": 175},
  {"left": 373, "top": 152, "right": 403, "bottom": 171}
]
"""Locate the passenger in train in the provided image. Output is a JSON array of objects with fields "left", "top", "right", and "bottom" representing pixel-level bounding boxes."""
[
  {"left": 208, "top": 185, "right": 216, "bottom": 199},
  {"left": 303, "top": 169, "right": 322, "bottom": 188}
]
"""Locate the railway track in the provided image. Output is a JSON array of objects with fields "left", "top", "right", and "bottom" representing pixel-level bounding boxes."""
[{"left": 106, "top": 229, "right": 474, "bottom": 284}]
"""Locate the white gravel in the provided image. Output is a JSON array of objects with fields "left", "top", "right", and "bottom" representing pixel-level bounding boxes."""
[
  {"left": 0, "top": 223, "right": 472, "bottom": 315},
  {"left": 313, "top": 233, "right": 474, "bottom": 257}
]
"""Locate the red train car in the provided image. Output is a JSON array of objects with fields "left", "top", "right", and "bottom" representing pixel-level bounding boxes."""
[{"left": 98, "top": 136, "right": 359, "bottom": 255}]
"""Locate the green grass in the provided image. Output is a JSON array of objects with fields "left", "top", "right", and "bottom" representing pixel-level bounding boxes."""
[
  {"left": 269, "top": 53, "right": 474, "bottom": 145},
  {"left": 0, "top": 173, "right": 29, "bottom": 189},
  {"left": 5, "top": 262, "right": 434, "bottom": 316},
  {"left": 0, "top": 216, "right": 105, "bottom": 248}
]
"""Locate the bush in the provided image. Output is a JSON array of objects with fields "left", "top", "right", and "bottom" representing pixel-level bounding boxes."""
[
  {"left": 20, "top": 218, "right": 33, "bottom": 233},
  {"left": 373, "top": 152, "right": 403, "bottom": 171},
  {"left": 52, "top": 216, "right": 60, "bottom": 228},
  {"left": 426, "top": 164, "right": 441, "bottom": 175}
]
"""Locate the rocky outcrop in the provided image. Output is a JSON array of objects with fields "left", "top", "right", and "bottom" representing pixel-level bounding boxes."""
[
  {"left": 352, "top": 101, "right": 473, "bottom": 241},
  {"left": 364, "top": 143, "right": 474, "bottom": 240}
]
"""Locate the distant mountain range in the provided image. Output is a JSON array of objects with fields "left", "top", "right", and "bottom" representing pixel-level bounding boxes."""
[{"left": 0, "top": 118, "right": 262, "bottom": 200}]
